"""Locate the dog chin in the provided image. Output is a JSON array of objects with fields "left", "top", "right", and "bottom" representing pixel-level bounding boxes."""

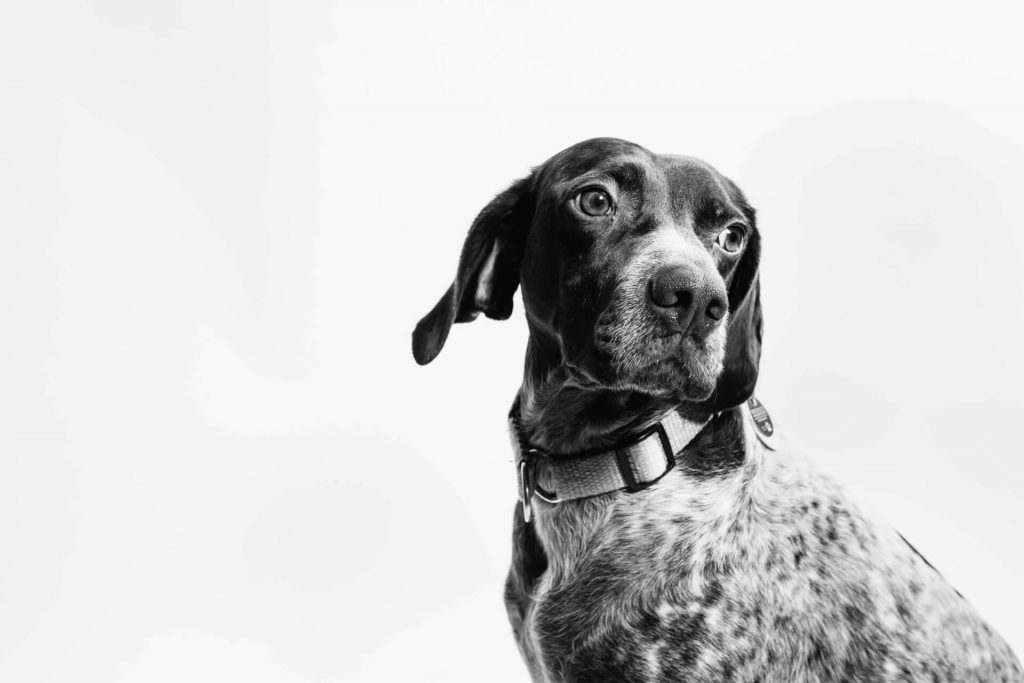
[
  {"left": 630, "top": 354, "right": 721, "bottom": 401},
  {"left": 571, "top": 336, "right": 724, "bottom": 401}
]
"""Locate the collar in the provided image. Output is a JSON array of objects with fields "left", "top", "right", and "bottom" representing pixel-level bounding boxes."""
[
  {"left": 509, "top": 397, "right": 778, "bottom": 522},
  {"left": 508, "top": 404, "right": 710, "bottom": 523}
]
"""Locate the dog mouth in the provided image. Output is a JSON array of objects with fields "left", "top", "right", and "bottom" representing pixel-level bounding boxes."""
[
  {"left": 570, "top": 324, "right": 725, "bottom": 399},
  {"left": 644, "top": 334, "right": 724, "bottom": 397}
]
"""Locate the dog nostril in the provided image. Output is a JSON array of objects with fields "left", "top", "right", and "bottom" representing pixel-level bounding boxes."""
[
  {"left": 650, "top": 285, "right": 694, "bottom": 310},
  {"left": 705, "top": 298, "right": 726, "bottom": 321},
  {"left": 649, "top": 267, "right": 697, "bottom": 310}
]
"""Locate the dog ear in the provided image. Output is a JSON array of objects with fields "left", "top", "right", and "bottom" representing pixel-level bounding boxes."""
[
  {"left": 412, "top": 174, "right": 534, "bottom": 365},
  {"left": 704, "top": 183, "right": 763, "bottom": 411}
]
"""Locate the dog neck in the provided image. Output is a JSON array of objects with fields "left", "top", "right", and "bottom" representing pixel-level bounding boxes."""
[
  {"left": 515, "top": 335, "right": 712, "bottom": 456},
  {"left": 513, "top": 333, "right": 754, "bottom": 578}
]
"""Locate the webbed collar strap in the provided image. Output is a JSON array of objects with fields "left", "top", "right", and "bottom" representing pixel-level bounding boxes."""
[{"left": 508, "top": 406, "right": 710, "bottom": 523}]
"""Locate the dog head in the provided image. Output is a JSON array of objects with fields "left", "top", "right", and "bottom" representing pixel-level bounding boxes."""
[{"left": 412, "top": 138, "right": 761, "bottom": 412}]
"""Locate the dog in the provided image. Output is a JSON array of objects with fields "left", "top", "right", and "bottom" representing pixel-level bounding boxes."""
[{"left": 412, "top": 138, "right": 1023, "bottom": 682}]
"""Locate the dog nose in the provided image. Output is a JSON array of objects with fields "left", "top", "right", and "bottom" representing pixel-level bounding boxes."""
[{"left": 648, "top": 264, "right": 728, "bottom": 335}]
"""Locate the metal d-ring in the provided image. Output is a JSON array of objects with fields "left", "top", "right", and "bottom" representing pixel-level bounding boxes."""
[
  {"left": 519, "top": 449, "right": 563, "bottom": 522},
  {"left": 518, "top": 459, "right": 534, "bottom": 523}
]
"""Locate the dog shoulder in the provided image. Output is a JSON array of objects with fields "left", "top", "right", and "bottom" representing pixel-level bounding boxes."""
[{"left": 724, "top": 444, "right": 1024, "bottom": 680}]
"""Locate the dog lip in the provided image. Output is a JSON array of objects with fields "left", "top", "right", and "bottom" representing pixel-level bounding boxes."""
[{"left": 564, "top": 362, "right": 603, "bottom": 388}]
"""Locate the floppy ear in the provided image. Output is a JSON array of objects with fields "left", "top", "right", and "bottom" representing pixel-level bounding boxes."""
[
  {"left": 704, "top": 186, "right": 763, "bottom": 412},
  {"left": 412, "top": 174, "right": 534, "bottom": 365}
]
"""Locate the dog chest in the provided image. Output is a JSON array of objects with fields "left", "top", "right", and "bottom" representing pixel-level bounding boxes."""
[{"left": 508, "top": 452, "right": 1023, "bottom": 682}]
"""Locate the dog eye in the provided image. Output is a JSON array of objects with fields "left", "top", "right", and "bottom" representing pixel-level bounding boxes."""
[
  {"left": 576, "top": 189, "right": 614, "bottom": 217},
  {"left": 716, "top": 225, "right": 746, "bottom": 253}
]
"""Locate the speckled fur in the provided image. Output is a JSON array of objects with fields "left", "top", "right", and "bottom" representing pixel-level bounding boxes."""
[
  {"left": 413, "top": 138, "right": 1023, "bottom": 682},
  {"left": 505, "top": 410, "right": 1023, "bottom": 682}
]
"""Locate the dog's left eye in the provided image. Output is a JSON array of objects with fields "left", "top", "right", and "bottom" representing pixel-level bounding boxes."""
[
  {"left": 716, "top": 225, "right": 746, "bottom": 253},
  {"left": 576, "top": 189, "right": 614, "bottom": 217}
]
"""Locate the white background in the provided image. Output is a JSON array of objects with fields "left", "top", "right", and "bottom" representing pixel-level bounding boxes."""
[{"left": 2, "top": 1, "right": 1023, "bottom": 681}]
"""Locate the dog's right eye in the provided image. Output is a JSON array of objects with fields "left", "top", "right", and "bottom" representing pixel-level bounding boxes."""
[{"left": 576, "top": 189, "right": 614, "bottom": 217}]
